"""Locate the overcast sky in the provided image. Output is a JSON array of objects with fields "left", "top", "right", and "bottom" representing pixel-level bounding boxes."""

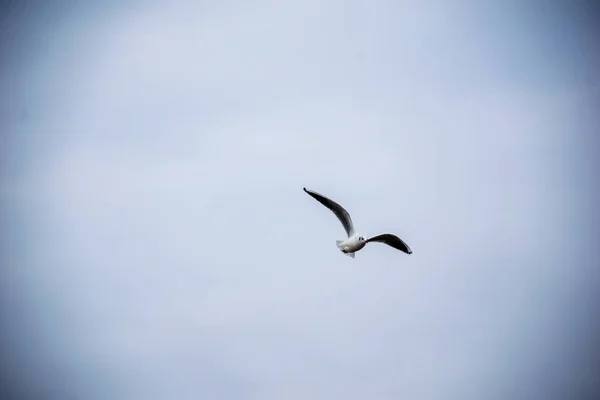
[{"left": 1, "top": 1, "right": 599, "bottom": 399}]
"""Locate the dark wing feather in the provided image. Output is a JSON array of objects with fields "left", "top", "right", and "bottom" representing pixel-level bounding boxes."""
[
  {"left": 303, "top": 187, "right": 355, "bottom": 237},
  {"left": 366, "top": 233, "right": 413, "bottom": 254}
]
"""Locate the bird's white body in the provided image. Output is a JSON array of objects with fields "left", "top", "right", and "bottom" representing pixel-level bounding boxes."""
[
  {"left": 336, "top": 235, "right": 366, "bottom": 258},
  {"left": 303, "top": 187, "right": 413, "bottom": 259}
]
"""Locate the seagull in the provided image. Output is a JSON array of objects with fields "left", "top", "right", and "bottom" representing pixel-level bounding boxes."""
[{"left": 303, "top": 187, "right": 413, "bottom": 258}]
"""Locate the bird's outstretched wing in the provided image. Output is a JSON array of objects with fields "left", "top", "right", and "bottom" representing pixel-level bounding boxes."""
[
  {"left": 366, "top": 233, "right": 412, "bottom": 254},
  {"left": 303, "top": 187, "right": 355, "bottom": 237}
]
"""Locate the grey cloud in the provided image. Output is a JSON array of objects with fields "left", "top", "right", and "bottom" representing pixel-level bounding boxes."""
[{"left": 1, "top": 1, "right": 599, "bottom": 399}]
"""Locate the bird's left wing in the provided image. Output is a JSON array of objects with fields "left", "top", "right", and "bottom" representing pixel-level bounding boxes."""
[{"left": 303, "top": 187, "right": 355, "bottom": 237}]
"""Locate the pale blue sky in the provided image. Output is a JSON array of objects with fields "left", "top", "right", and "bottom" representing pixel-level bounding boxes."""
[{"left": 1, "top": 1, "right": 599, "bottom": 399}]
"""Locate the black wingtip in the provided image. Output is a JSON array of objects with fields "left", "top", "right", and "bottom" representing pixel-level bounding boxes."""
[{"left": 303, "top": 187, "right": 308, "bottom": 192}]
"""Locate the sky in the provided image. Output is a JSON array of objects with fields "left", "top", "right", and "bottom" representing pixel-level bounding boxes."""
[{"left": 1, "top": 1, "right": 599, "bottom": 399}]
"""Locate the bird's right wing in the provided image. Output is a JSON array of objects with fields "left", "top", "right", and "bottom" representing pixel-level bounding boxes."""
[
  {"left": 366, "top": 233, "right": 412, "bottom": 254},
  {"left": 303, "top": 187, "right": 355, "bottom": 237}
]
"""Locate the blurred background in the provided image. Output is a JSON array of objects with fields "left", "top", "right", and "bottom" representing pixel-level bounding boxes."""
[{"left": 1, "top": 1, "right": 599, "bottom": 399}]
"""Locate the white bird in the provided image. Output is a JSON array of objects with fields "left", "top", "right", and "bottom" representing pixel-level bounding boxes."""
[{"left": 303, "top": 187, "right": 413, "bottom": 258}]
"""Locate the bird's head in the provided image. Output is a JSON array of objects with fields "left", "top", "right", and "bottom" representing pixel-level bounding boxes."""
[{"left": 358, "top": 236, "right": 365, "bottom": 242}]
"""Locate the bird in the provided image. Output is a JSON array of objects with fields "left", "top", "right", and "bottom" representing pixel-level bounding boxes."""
[{"left": 303, "top": 187, "right": 413, "bottom": 258}]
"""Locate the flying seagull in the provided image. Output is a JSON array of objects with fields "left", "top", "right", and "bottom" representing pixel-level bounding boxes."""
[{"left": 303, "top": 187, "right": 413, "bottom": 258}]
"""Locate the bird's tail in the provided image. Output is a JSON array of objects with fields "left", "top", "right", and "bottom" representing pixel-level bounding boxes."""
[{"left": 336, "top": 240, "right": 355, "bottom": 258}]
